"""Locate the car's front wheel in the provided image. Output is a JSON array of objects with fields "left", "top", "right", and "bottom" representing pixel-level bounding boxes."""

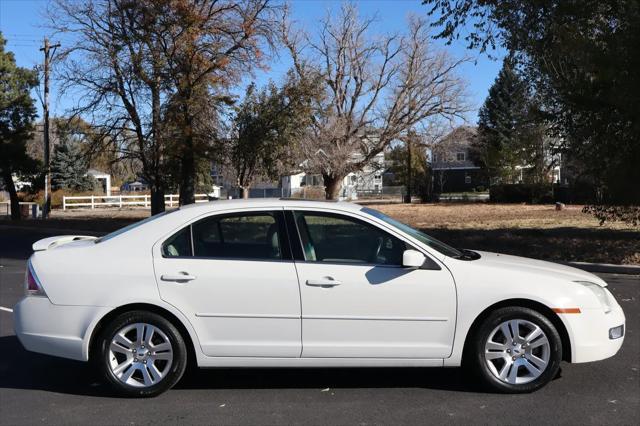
[
  {"left": 97, "top": 311, "right": 188, "bottom": 397},
  {"left": 468, "top": 306, "right": 562, "bottom": 393}
]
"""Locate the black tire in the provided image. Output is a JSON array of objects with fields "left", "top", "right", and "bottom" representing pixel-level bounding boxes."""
[
  {"left": 97, "top": 311, "right": 188, "bottom": 397},
  {"left": 467, "top": 306, "right": 562, "bottom": 393}
]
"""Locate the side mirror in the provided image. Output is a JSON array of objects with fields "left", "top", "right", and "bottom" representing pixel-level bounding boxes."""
[{"left": 402, "top": 249, "right": 426, "bottom": 268}]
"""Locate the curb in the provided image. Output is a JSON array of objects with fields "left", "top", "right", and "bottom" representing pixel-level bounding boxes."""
[{"left": 565, "top": 261, "right": 640, "bottom": 276}]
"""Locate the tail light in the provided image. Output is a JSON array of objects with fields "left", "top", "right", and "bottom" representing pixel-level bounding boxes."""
[{"left": 25, "top": 260, "right": 46, "bottom": 297}]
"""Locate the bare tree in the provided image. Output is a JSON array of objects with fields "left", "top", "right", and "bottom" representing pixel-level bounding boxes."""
[
  {"left": 52, "top": 0, "right": 279, "bottom": 210},
  {"left": 51, "top": 0, "right": 172, "bottom": 214},
  {"left": 282, "top": 3, "right": 469, "bottom": 199}
]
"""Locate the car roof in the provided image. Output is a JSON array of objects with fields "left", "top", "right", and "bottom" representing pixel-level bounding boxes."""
[{"left": 178, "top": 197, "right": 365, "bottom": 213}]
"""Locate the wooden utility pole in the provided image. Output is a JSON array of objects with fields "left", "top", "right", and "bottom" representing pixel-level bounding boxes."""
[{"left": 40, "top": 38, "right": 60, "bottom": 219}]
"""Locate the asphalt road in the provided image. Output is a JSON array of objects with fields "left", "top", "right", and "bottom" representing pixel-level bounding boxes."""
[{"left": 0, "top": 227, "right": 638, "bottom": 425}]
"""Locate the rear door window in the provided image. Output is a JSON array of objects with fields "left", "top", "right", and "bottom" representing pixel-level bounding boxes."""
[{"left": 162, "top": 211, "right": 286, "bottom": 260}]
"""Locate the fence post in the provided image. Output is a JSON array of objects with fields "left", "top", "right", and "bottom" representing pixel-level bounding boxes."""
[
  {"left": 63, "top": 196, "right": 66, "bottom": 211},
  {"left": 119, "top": 195, "right": 123, "bottom": 209},
  {"left": 91, "top": 195, "right": 95, "bottom": 209},
  {"left": 145, "top": 195, "right": 149, "bottom": 208}
]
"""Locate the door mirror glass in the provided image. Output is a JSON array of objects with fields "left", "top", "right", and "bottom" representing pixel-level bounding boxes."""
[{"left": 402, "top": 250, "right": 426, "bottom": 268}]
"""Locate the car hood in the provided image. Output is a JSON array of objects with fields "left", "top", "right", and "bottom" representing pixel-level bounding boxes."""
[{"left": 463, "top": 250, "right": 608, "bottom": 287}]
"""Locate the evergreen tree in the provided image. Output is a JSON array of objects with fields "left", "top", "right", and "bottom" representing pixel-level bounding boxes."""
[
  {"left": 50, "top": 141, "right": 96, "bottom": 191},
  {"left": 477, "top": 57, "right": 535, "bottom": 182},
  {"left": 0, "top": 32, "right": 39, "bottom": 220},
  {"left": 425, "top": 0, "right": 640, "bottom": 205},
  {"left": 228, "top": 74, "right": 316, "bottom": 199}
]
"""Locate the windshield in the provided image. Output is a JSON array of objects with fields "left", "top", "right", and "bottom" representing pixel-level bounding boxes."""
[
  {"left": 95, "top": 210, "right": 176, "bottom": 243},
  {"left": 361, "top": 207, "right": 463, "bottom": 258}
]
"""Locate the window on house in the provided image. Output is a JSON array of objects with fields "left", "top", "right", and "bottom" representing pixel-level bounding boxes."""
[{"left": 456, "top": 152, "right": 466, "bottom": 161}]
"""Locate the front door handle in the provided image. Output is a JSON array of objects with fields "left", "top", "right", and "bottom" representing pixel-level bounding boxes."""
[
  {"left": 306, "top": 277, "right": 342, "bottom": 288},
  {"left": 161, "top": 272, "right": 196, "bottom": 282}
]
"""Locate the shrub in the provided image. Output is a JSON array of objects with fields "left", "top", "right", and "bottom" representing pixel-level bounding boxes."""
[
  {"left": 489, "top": 184, "right": 554, "bottom": 204},
  {"left": 583, "top": 205, "right": 639, "bottom": 226}
]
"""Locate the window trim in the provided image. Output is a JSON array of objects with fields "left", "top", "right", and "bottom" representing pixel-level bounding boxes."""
[{"left": 160, "top": 209, "right": 293, "bottom": 262}]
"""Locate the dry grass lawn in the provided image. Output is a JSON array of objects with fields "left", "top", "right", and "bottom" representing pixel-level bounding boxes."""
[
  {"left": 4, "top": 202, "right": 638, "bottom": 265},
  {"left": 371, "top": 203, "right": 640, "bottom": 265}
]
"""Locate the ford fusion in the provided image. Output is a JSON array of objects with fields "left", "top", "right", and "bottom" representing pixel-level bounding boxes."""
[{"left": 14, "top": 199, "right": 625, "bottom": 397}]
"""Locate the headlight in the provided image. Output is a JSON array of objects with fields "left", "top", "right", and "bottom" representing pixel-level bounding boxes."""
[{"left": 575, "top": 281, "right": 612, "bottom": 313}]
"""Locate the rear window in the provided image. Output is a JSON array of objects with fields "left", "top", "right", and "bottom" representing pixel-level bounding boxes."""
[{"left": 95, "top": 210, "right": 178, "bottom": 243}]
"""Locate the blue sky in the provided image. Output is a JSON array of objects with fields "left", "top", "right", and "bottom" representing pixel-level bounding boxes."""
[{"left": 0, "top": 0, "right": 505, "bottom": 123}]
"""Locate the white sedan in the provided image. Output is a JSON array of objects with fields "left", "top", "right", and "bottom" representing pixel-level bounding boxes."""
[{"left": 14, "top": 199, "right": 625, "bottom": 397}]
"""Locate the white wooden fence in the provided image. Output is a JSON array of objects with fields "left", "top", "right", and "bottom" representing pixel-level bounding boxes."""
[
  {"left": 0, "top": 201, "right": 41, "bottom": 217},
  {"left": 62, "top": 194, "right": 210, "bottom": 210}
]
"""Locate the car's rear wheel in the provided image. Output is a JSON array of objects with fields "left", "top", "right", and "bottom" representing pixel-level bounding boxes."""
[
  {"left": 468, "top": 306, "right": 562, "bottom": 393},
  {"left": 97, "top": 311, "right": 187, "bottom": 397}
]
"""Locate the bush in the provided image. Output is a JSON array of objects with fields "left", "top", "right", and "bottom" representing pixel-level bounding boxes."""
[
  {"left": 583, "top": 205, "right": 639, "bottom": 226},
  {"left": 290, "top": 186, "right": 326, "bottom": 200},
  {"left": 475, "top": 185, "right": 486, "bottom": 193},
  {"left": 489, "top": 184, "right": 554, "bottom": 204}
]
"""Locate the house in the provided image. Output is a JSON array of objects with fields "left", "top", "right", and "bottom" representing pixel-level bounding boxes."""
[
  {"left": 281, "top": 151, "right": 385, "bottom": 200},
  {"left": 121, "top": 180, "right": 149, "bottom": 192},
  {"left": 430, "top": 126, "right": 488, "bottom": 193}
]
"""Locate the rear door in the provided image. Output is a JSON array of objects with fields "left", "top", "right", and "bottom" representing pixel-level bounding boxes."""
[
  {"left": 153, "top": 209, "right": 302, "bottom": 357},
  {"left": 288, "top": 209, "right": 457, "bottom": 359}
]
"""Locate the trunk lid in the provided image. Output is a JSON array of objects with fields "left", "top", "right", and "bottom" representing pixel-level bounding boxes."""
[{"left": 32, "top": 235, "right": 98, "bottom": 252}]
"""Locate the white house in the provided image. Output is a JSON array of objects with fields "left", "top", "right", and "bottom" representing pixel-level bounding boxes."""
[{"left": 281, "top": 151, "right": 385, "bottom": 200}]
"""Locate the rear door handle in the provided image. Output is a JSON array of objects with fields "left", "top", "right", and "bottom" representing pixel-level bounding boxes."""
[
  {"left": 161, "top": 272, "right": 196, "bottom": 282},
  {"left": 306, "top": 277, "right": 342, "bottom": 288}
]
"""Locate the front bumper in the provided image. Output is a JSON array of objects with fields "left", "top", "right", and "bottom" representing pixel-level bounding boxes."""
[
  {"left": 14, "top": 297, "right": 110, "bottom": 361},
  {"left": 563, "top": 303, "right": 625, "bottom": 363}
]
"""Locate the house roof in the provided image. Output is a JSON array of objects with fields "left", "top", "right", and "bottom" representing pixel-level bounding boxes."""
[{"left": 430, "top": 126, "right": 480, "bottom": 170}]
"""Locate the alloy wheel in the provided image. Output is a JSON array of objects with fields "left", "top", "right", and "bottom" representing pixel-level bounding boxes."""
[
  {"left": 108, "top": 323, "right": 174, "bottom": 388},
  {"left": 483, "top": 319, "right": 551, "bottom": 385}
]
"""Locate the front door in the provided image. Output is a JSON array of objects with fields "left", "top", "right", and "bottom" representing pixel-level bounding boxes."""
[
  {"left": 153, "top": 209, "right": 302, "bottom": 357},
  {"left": 290, "top": 209, "right": 456, "bottom": 359}
]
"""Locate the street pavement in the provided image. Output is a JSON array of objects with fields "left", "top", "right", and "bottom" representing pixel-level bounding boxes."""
[{"left": 0, "top": 227, "right": 638, "bottom": 425}]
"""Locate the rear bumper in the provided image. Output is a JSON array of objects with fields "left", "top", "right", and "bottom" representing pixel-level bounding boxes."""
[
  {"left": 564, "top": 304, "right": 625, "bottom": 363},
  {"left": 14, "top": 297, "right": 109, "bottom": 361}
]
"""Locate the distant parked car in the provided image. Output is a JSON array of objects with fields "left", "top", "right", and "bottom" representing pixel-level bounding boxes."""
[{"left": 14, "top": 199, "right": 625, "bottom": 397}]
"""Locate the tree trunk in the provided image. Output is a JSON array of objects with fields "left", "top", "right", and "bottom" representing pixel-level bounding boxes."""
[
  {"left": 323, "top": 173, "right": 342, "bottom": 200},
  {"left": 2, "top": 171, "right": 21, "bottom": 221},
  {"left": 179, "top": 133, "right": 196, "bottom": 206},
  {"left": 241, "top": 187, "right": 250, "bottom": 199},
  {"left": 150, "top": 184, "right": 165, "bottom": 215},
  {"left": 405, "top": 138, "right": 412, "bottom": 203}
]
